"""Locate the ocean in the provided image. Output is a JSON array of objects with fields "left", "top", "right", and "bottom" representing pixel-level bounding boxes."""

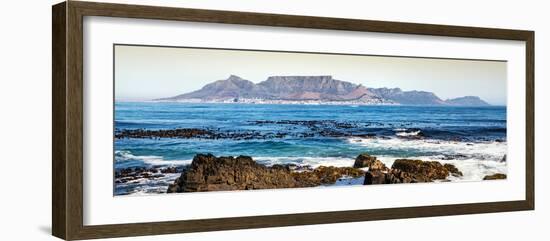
[{"left": 114, "top": 102, "right": 507, "bottom": 195}]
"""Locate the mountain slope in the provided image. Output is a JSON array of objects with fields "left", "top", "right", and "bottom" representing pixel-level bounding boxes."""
[
  {"left": 368, "top": 87, "right": 447, "bottom": 105},
  {"left": 257, "top": 76, "right": 379, "bottom": 101},
  {"left": 444, "top": 96, "right": 490, "bottom": 106},
  {"left": 157, "top": 75, "right": 268, "bottom": 100},
  {"left": 158, "top": 75, "right": 490, "bottom": 106}
]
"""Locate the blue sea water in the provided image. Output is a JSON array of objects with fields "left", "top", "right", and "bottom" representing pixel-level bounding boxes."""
[{"left": 114, "top": 102, "right": 507, "bottom": 195}]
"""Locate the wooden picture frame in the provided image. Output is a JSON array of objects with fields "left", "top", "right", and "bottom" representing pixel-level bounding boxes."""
[{"left": 52, "top": 1, "right": 534, "bottom": 240}]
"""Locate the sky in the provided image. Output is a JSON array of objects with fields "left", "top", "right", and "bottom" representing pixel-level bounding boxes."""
[{"left": 115, "top": 45, "right": 507, "bottom": 105}]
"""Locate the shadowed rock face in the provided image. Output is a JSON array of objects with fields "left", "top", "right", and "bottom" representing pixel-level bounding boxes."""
[
  {"left": 291, "top": 166, "right": 364, "bottom": 187},
  {"left": 391, "top": 159, "right": 450, "bottom": 180},
  {"left": 363, "top": 158, "right": 463, "bottom": 185},
  {"left": 157, "top": 75, "right": 490, "bottom": 106},
  {"left": 483, "top": 173, "right": 507, "bottom": 180},
  {"left": 167, "top": 154, "right": 298, "bottom": 192},
  {"left": 167, "top": 154, "right": 365, "bottom": 193},
  {"left": 166, "top": 153, "right": 471, "bottom": 193},
  {"left": 353, "top": 153, "right": 388, "bottom": 171}
]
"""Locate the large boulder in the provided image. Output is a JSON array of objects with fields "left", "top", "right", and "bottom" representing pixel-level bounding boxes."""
[
  {"left": 292, "top": 166, "right": 364, "bottom": 186},
  {"left": 364, "top": 170, "right": 386, "bottom": 184},
  {"left": 391, "top": 159, "right": 450, "bottom": 180},
  {"left": 167, "top": 154, "right": 298, "bottom": 192},
  {"left": 167, "top": 154, "right": 366, "bottom": 193},
  {"left": 443, "top": 163, "right": 463, "bottom": 177},
  {"left": 364, "top": 169, "right": 431, "bottom": 185},
  {"left": 483, "top": 173, "right": 507, "bottom": 180},
  {"left": 353, "top": 153, "right": 388, "bottom": 171},
  {"left": 364, "top": 159, "right": 460, "bottom": 185}
]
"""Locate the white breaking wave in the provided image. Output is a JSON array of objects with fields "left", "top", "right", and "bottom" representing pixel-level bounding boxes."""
[
  {"left": 347, "top": 137, "right": 507, "bottom": 162},
  {"left": 374, "top": 155, "right": 507, "bottom": 182},
  {"left": 116, "top": 135, "right": 507, "bottom": 184},
  {"left": 253, "top": 156, "right": 355, "bottom": 168},
  {"left": 395, "top": 130, "right": 421, "bottom": 137},
  {"left": 115, "top": 150, "right": 192, "bottom": 166},
  {"left": 393, "top": 128, "right": 408, "bottom": 132},
  {"left": 115, "top": 173, "right": 181, "bottom": 196},
  {"left": 348, "top": 137, "right": 507, "bottom": 181}
]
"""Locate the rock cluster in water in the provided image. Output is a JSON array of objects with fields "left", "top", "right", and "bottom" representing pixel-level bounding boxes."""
[
  {"left": 364, "top": 158, "right": 463, "bottom": 185},
  {"left": 114, "top": 119, "right": 425, "bottom": 140},
  {"left": 165, "top": 152, "right": 491, "bottom": 193},
  {"left": 167, "top": 154, "right": 365, "bottom": 192}
]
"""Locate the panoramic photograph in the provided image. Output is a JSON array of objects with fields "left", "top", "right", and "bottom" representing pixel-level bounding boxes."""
[{"left": 113, "top": 45, "right": 507, "bottom": 196}]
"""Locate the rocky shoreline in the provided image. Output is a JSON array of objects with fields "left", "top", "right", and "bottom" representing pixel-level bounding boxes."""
[
  {"left": 114, "top": 152, "right": 507, "bottom": 195},
  {"left": 145, "top": 153, "right": 506, "bottom": 193},
  {"left": 115, "top": 165, "right": 185, "bottom": 185}
]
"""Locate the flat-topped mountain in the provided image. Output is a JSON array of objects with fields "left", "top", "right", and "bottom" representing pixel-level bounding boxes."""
[{"left": 157, "top": 75, "right": 490, "bottom": 106}]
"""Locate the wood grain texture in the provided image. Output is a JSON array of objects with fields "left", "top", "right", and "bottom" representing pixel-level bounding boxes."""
[
  {"left": 52, "top": 2, "right": 67, "bottom": 240},
  {"left": 66, "top": 1, "right": 85, "bottom": 240},
  {"left": 51, "top": 1, "right": 535, "bottom": 240},
  {"left": 74, "top": 201, "right": 530, "bottom": 240},
  {"left": 525, "top": 32, "right": 535, "bottom": 209}
]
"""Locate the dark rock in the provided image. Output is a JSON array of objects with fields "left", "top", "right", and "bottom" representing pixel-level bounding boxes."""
[
  {"left": 501, "top": 155, "right": 507, "bottom": 162},
  {"left": 167, "top": 154, "right": 365, "bottom": 193},
  {"left": 441, "top": 154, "right": 468, "bottom": 160},
  {"left": 115, "top": 166, "right": 170, "bottom": 184},
  {"left": 364, "top": 158, "right": 457, "bottom": 185},
  {"left": 364, "top": 170, "right": 386, "bottom": 184},
  {"left": 115, "top": 128, "right": 214, "bottom": 139},
  {"left": 293, "top": 165, "right": 313, "bottom": 172},
  {"left": 291, "top": 166, "right": 364, "bottom": 187},
  {"left": 168, "top": 154, "right": 298, "bottom": 192},
  {"left": 160, "top": 166, "right": 182, "bottom": 174},
  {"left": 363, "top": 169, "right": 431, "bottom": 185},
  {"left": 314, "top": 166, "right": 364, "bottom": 184},
  {"left": 291, "top": 171, "right": 323, "bottom": 187},
  {"left": 353, "top": 153, "right": 388, "bottom": 170},
  {"left": 443, "top": 163, "right": 463, "bottom": 177},
  {"left": 352, "top": 133, "right": 376, "bottom": 138},
  {"left": 391, "top": 159, "right": 449, "bottom": 180},
  {"left": 483, "top": 173, "right": 507, "bottom": 180},
  {"left": 270, "top": 164, "right": 290, "bottom": 171}
]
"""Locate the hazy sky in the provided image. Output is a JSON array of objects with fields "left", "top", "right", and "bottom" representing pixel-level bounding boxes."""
[{"left": 115, "top": 45, "right": 507, "bottom": 105}]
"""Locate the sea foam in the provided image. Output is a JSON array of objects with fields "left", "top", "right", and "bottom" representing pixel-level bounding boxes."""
[
  {"left": 348, "top": 137, "right": 507, "bottom": 181},
  {"left": 253, "top": 156, "right": 355, "bottom": 168},
  {"left": 115, "top": 150, "right": 192, "bottom": 167}
]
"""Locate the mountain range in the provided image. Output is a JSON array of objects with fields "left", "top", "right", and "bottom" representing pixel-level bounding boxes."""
[{"left": 157, "top": 75, "right": 490, "bottom": 106}]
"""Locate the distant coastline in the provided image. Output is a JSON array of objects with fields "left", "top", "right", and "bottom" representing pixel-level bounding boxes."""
[
  {"left": 152, "top": 98, "right": 398, "bottom": 106},
  {"left": 116, "top": 99, "right": 505, "bottom": 107}
]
